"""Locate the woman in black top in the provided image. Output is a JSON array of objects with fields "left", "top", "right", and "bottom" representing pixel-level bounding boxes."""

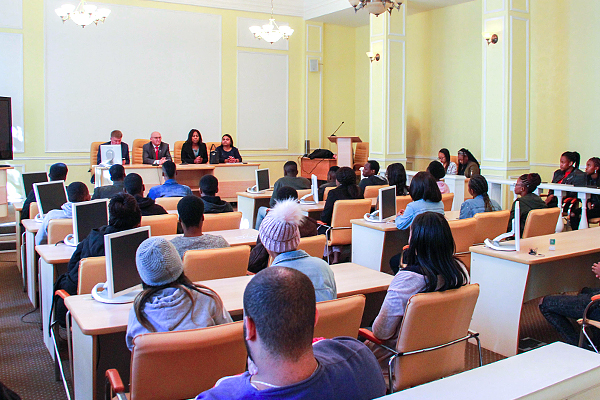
[
  {"left": 181, "top": 129, "right": 208, "bottom": 164},
  {"left": 569, "top": 157, "right": 600, "bottom": 229},
  {"left": 546, "top": 151, "right": 586, "bottom": 207},
  {"left": 216, "top": 134, "right": 242, "bottom": 163},
  {"left": 457, "top": 148, "right": 480, "bottom": 177}
]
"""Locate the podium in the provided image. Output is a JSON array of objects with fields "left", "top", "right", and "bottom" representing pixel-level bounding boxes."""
[{"left": 328, "top": 136, "right": 362, "bottom": 168}]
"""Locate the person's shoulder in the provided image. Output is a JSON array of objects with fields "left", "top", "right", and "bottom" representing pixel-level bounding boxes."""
[
  {"left": 313, "top": 337, "right": 382, "bottom": 374},
  {"left": 195, "top": 373, "right": 251, "bottom": 400}
]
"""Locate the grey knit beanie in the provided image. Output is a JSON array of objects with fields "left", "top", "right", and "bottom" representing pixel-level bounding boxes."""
[
  {"left": 259, "top": 199, "right": 303, "bottom": 254},
  {"left": 135, "top": 237, "right": 183, "bottom": 286}
]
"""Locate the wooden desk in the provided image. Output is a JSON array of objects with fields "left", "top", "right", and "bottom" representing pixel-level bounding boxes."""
[
  {"left": 300, "top": 157, "right": 337, "bottom": 181},
  {"left": 470, "top": 227, "right": 600, "bottom": 356},
  {"left": 65, "top": 262, "right": 393, "bottom": 400},
  {"left": 22, "top": 219, "right": 41, "bottom": 307},
  {"left": 236, "top": 191, "right": 272, "bottom": 228}
]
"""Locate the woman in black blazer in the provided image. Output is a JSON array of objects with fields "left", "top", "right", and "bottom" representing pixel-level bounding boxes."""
[{"left": 181, "top": 129, "right": 208, "bottom": 164}]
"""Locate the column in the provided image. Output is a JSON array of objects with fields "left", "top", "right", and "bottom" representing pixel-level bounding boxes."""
[{"left": 306, "top": 22, "right": 323, "bottom": 153}]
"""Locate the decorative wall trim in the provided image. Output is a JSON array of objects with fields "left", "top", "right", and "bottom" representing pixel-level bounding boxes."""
[
  {"left": 304, "top": 0, "right": 349, "bottom": 20},
  {"left": 509, "top": 0, "right": 529, "bottom": 13},
  {"left": 483, "top": 0, "right": 505, "bottom": 14},
  {"left": 148, "top": 0, "right": 304, "bottom": 17},
  {"left": 480, "top": 165, "right": 529, "bottom": 171},
  {"left": 508, "top": 15, "right": 529, "bottom": 163},
  {"left": 14, "top": 156, "right": 89, "bottom": 160},
  {"left": 387, "top": 5, "right": 405, "bottom": 37},
  {"left": 386, "top": 38, "right": 405, "bottom": 155},
  {"left": 306, "top": 24, "right": 322, "bottom": 53},
  {"left": 530, "top": 162, "right": 560, "bottom": 168},
  {"left": 369, "top": 38, "right": 385, "bottom": 156},
  {"left": 305, "top": 55, "right": 323, "bottom": 149}
]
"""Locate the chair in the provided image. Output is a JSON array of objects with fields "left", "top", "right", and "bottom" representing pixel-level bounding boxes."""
[
  {"left": 297, "top": 189, "right": 311, "bottom": 199},
  {"left": 131, "top": 139, "right": 147, "bottom": 164},
  {"left": 183, "top": 245, "right": 250, "bottom": 281},
  {"left": 140, "top": 214, "right": 179, "bottom": 236},
  {"left": 472, "top": 210, "right": 511, "bottom": 244},
  {"left": 353, "top": 142, "right": 369, "bottom": 171},
  {"left": 589, "top": 217, "right": 600, "bottom": 227},
  {"left": 78, "top": 256, "right": 107, "bottom": 295},
  {"left": 396, "top": 195, "right": 412, "bottom": 211},
  {"left": 359, "top": 284, "right": 481, "bottom": 393},
  {"left": 323, "top": 186, "right": 335, "bottom": 202},
  {"left": 173, "top": 140, "right": 184, "bottom": 164},
  {"left": 448, "top": 218, "right": 477, "bottom": 271},
  {"left": 47, "top": 219, "right": 73, "bottom": 244},
  {"left": 203, "top": 211, "right": 241, "bottom": 231},
  {"left": 450, "top": 155, "right": 458, "bottom": 165},
  {"left": 522, "top": 207, "right": 561, "bottom": 238},
  {"left": 314, "top": 295, "right": 366, "bottom": 339},
  {"left": 441, "top": 193, "right": 455, "bottom": 211},
  {"left": 30, "top": 202, "right": 39, "bottom": 219},
  {"left": 205, "top": 142, "right": 220, "bottom": 153},
  {"left": 322, "top": 199, "right": 372, "bottom": 263},
  {"left": 578, "top": 294, "right": 600, "bottom": 353},
  {"left": 106, "top": 321, "right": 246, "bottom": 400},
  {"left": 155, "top": 196, "right": 183, "bottom": 211},
  {"left": 90, "top": 142, "right": 103, "bottom": 182},
  {"left": 363, "top": 185, "right": 389, "bottom": 199},
  {"left": 297, "top": 235, "right": 327, "bottom": 258}
]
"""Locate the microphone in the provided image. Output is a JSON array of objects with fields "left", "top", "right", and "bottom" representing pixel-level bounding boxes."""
[{"left": 330, "top": 121, "right": 344, "bottom": 137}]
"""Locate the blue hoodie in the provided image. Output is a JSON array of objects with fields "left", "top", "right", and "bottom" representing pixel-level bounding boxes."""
[{"left": 35, "top": 202, "right": 73, "bottom": 245}]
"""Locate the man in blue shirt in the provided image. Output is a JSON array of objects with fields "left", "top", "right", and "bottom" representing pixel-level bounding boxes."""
[
  {"left": 147, "top": 161, "right": 192, "bottom": 200},
  {"left": 195, "top": 267, "right": 386, "bottom": 400}
]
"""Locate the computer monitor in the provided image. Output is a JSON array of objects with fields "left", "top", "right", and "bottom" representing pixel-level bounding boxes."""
[
  {"left": 71, "top": 199, "right": 109, "bottom": 245},
  {"left": 484, "top": 201, "right": 521, "bottom": 252},
  {"left": 33, "top": 181, "right": 68, "bottom": 218},
  {"left": 378, "top": 185, "right": 397, "bottom": 221},
  {"left": 248, "top": 168, "right": 270, "bottom": 193},
  {"left": 22, "top": 172, "right": 48, "bottom": 196},
  {"left": 300, "top": 174, "right": 319, "bottom": 204},
  {"left": 100, "top": 144, "right": 122, "bottom": 165}
]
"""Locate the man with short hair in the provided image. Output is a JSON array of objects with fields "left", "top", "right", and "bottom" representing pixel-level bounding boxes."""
[
  {"left": 199, "top": 175, "right": 233, "bottom": 213},
  {"left": 142, "top": 131, "right": 172, "bottom": 165},
  {"left": 92, "top": 164, "right": 126, "bottom": 200},
  {"left": 270, "top": 161, "right": 311, "bottom": 207},
  {"left": 123, "top": 173, "right": 168, "bottom": 216},
  {"left": 195, "top": 267, "right": 386, "bottom": 400},
  {"left": 147, "top": 161, "right": 192, "bottom": 200},
  {"left": 96, "top": 130, "right": 130, "bottom": 165},
  {"left": 359, "top": 160, "right": 387, "bottom": 191},
  {"left": 21, "top": 162, "right": 68, "bottom": 221},
  {"left": 318, "top": 165, "right": 340, "bottom": 201},
  {"left": 35, "top": 182, "right": 91, "bottom": 245},
  {"left": 169, "top": 195, "right": 229, "bottom": 258}
]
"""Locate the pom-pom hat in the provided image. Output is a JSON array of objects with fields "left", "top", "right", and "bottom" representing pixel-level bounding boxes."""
[{"left": 259, "top": 199, "right": 304, "bottom": 253}]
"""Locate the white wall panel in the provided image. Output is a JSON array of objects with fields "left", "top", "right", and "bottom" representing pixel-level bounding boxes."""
[
  {"left": 0, "top": 0, "right": 22, "bottom": 29},
  {"left": 0, "top": 32, "right": 24, "bottom": 153}
]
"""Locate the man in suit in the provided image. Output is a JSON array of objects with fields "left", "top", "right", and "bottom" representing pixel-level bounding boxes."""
[
  {"left": 92, "top": 164, "right": 126, "bottom": 200},
  {"left": 142, "top": 131, "right": 172, "bottom": 165},
  {"left": 96, "top": 130, "right": 130, "bottom": 165}
]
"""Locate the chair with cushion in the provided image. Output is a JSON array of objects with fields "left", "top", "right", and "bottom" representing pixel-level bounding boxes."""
[
  {"left": 359, "top": 284, "right": 481, "bottom": 393},
  {"left": 323, "top": 186, "right": 335, "bottom": 202},
  {"left": 522, "top": 207, "right": 561, "bottom": 238},
  {"left": 140, "top": 214, "right": 178, "bottom": 236},
  {"left": 321, "top": 199, "right": 372, "bottom": 263},
  {"left": 396, "top": 195, "right": 412, "bottom": 212},
  {"left": 173, "top": 141, "right": 184, "bottom": 164},
  {"left": 203, "top": 211, "right": 242, "bottom": 232},
  {"left": 472, "top": 209, "right": 511, "bottom": 244},
  {"left": 106, "top": 321, "right": 246, "bottom": 400},
  {"left": 448, "top": 218, "right": 477, "bottom": 271},
  {"left": 441, "top": 193, "right": 455, "bottom": 211},
  {"left": 78, "top": 256, "right": 107, "bottom": 295},
  {"left": 297, "top": 189, "right": 311, "bottom": 199},
  {"left": 297, "top": 235, "right": 327, "bottom": 259},
  {"left": 363, "top": 185, "right": 389, "bottom": 199},
  {"left": 47, "top": 219, "right": 73, "bottom": 244},
  {"left": 353, "top": 142, "right": 369, "bottom": 172},
  {"left": 30, "top": 202, "right": 39, "bottom": 219},
  {"left": 314, "top": 295, "right": 365, "bottom": 339},
  {"left": 155, "top": 196, "right": 183, "bottom": 212},
  {"left": 90, "top": 141, "right": 104, "bottom": 181},
  {"left": 131, "top": 139, "right": 147, "bottom": 164},
  {"left": 183, "top": 245, "right": 250, "bottom": 282}
]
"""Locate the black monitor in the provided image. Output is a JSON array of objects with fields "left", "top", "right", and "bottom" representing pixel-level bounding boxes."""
[
  {"left": 72, "top": 199, "right": 109, "bottom": 244},
  {"left": 22, "top": 172, "right": 48, "bottom": 196},
  {"left": 378, "top": 186, "right": 397, "bottom": 221},
  {"left": 256, "top": 168, "right": 270, "bottom": 191},
  {"left": 0, "top": 97, "right": 14, "bottom": 161},
  {"left": 33, "top": 181, "right": 67, "bottom": 218}
]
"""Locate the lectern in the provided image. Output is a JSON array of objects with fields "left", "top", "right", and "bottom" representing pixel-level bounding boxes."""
[{"left": 328, "top": 136, "right": 362, "bottom": 168}]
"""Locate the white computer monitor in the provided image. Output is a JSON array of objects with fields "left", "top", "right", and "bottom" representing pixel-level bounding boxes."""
[
  {"left": 100, "top": 144, "right": 123, "bottom": 165},
  {"left": 69, "top": 199, "right": 109, "bottom": 246},
  {"left": 378, "top": 185, "right": 397, "bottom": 221},
  {"left": 300, "top": 174, "right": 319, "bottom": 204},
  {"left": 22, "top": 171, "right": 48, "bottom": 196},
  {"left": 484, "top": 201, "right": 521, "bottom": 252},
  {"left": 33, "top": 181, "right": 68, "bottom": 219},
  {"left": 248, "top": 168, "right": 270, "bottom": 193}
]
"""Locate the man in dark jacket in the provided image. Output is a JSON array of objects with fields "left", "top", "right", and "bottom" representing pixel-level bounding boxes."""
[
  {"left": 199, "top": 175, "right": 233, "bottom": 213},
  {"left": 91, "top": 164, "right": 126, "bottom": 200},
  {"left": 358, "top": 160, "right": 387, "bottom": 191},
  {"left": 21, "top": 163, "right": 68, "bottom": 221},
  {"left": 123, "top": 173, "right": 168, "bottom": 216}
]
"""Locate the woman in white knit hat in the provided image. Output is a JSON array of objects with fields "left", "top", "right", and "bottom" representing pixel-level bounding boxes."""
[
  {"left": 259, "top": 199, "right": 337, "bottom": 302},
  {"left": 126, "top": 237, "right": 232, "bottom": 350}
]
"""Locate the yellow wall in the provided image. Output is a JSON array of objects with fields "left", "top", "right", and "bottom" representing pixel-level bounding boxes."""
[{"left": 354, "top": 25, "right": 370, "bottom": 144}]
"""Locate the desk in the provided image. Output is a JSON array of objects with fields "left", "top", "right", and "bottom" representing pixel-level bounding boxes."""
[
  {"left": 300, "top": 198, "right": 377, "bottom": 220},
  {"left": 381, "top": 342, "right": 600, "bottom": 400},
  {"left": 236, "top": 191, "right": 273, "bottom": 228},
  {"left": 162, "top": 229, "right": 259, "bottom": 247},
  {"left": 14, "top": 202, "right": 23, "bottom": 279},
  {"left": 65, "top": 262, "right": 393, "bottom": 400},
  {"left": 22, "top": 219, "right": 41, "bottom": 307},
  {"left": 300, "top": 157, "right": 337, "bottom": 181},
  {"left": 470, "top": 227, "right": 600, "bottom": 356}
]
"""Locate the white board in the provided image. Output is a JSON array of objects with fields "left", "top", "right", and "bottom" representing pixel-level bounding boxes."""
[
  {"left": 45, "top": 1, "right": 222, "bottom": 152},
  {"left": 0, "top": 32, "right": 24, "bottom": 153}
]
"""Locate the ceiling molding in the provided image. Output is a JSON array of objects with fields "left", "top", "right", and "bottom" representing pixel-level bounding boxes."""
[{"left": 146, "top": 0, "right": 304, "bottom": 17}]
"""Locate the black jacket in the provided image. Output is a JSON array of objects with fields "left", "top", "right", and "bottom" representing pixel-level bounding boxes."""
[
  {"left": 202, "top": 196, "right": 233, "bottom": 213},
  {"left": 21, "top": 190, "right": 36, "bottom": 221},
  {"left": 91, "top": 181, "right": 126, "bottom": 200},
  {"left": 135, "top": 195, "right": 168, "bottom": 216},
  {"left": 320, "top": 185, "right": 364, "bottom": 225},
  {"left": 181, "top": 142, "right": 208, "bottom": 164}
]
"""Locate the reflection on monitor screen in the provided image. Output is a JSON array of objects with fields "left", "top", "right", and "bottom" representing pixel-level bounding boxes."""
[
  {"left": 107, "top": 228, "right": 150, "bottom": 296},
  {"left": 379, "top": 186, "right": 397, "bottom": 221},
  {"left": 22, "top": 172, "right": 48, "bottom": 196},
  {"left": 100, "top": 144, "right": 123, "bottom": 165},
  {"left": 33, "top": 181, "right": 67, "bottom": 216},
  {"left": 73, "top": 199, "right": 109, "bottom": 244}
]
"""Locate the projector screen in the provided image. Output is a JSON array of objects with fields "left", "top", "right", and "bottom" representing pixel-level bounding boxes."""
[{"left": 45, "top": 1, "right": 222, "bottom": 152}]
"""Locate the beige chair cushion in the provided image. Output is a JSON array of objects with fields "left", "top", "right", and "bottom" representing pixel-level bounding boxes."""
[
  {"left": 396, "top": 195, "right": 412, "bottom": 212},
  {"left": 78, "top": 256, "right": 106, "bottom": 295},
  {"left": 140, "top": 214, "right": 178, "bottom": 236},
  {"left": 183, "top": 245, "right": 250, "bottom": 281},
  {"left": 297, "top": 235, "right": 326, "bottom": 258},
  {"left": 155, "top": 197, "right": 183, "bottom": 212},
  {"left": 314, "top": 295, "right": 366, "bottom": 339},
  {"left": 203, "top": 212, "right": 241, "bottom": 232},
  {"left": 441, "top": 193, "right": 455, "bottom": 211},
  {"left": 173, "top": 141, "right": 184, "bottom": 164},
  {"left": 47, "top": 219, "right": 73, "bottom": 244},
  {"left": 363, "top": 185, "right": 389, "bottom": 199},
  {"left": 328, "top": 199, "right": 372, "bottom": 247},
  {"left": 90, "top": 141, "right": 104, "bottom": 169},
  {"left": 448, "top": 218, "right": 477, "bottom": 271},
  {"left": 132, "top": 139, "right": 147, "bottom": 165},
  {"left": 323, "top": 186, "right": 335, "bottom": 202},
  {"left": 522, "top": 207, "right": 561, "bottom": 238},
  {"left": 473, "top": 209, "right": 510, "bottom": 244}
]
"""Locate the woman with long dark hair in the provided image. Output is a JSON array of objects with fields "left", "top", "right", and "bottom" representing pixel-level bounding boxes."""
[
  {"left": 507, "top": 173, "right": 546, "bottom": 237},
  {"left": 438, "top": 148, "right": 457, "bottom": 175},
  {"left": 386, "top": 163, "right": 409, "bottom": 196},
  {"left": 395, "top": 171, "right": 444, "bottom": 230},
  {"left": 545, "top": 151, "right": 586, "bottom": 207},
  {"left": 181, "top": 129, "right": 208, "bottom": 164},
  {"left": 459, "top": 175, "right": 501, "bottom": 219},
  {"left": 457, "top": 148, "right": 480, "bottom": 177},
  {"left": 216, "top": 134, "right": 242, "bottom": 163}
]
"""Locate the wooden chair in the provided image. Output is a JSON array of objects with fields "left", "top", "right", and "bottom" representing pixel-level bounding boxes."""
[
  {"left": 131, "top": 139, "right": 147, "bottom": 164},
  {"left": 522, "top": 207, "right": 561, "bottom": 238},
  {"left": 90, "top": 141, "right": 103, "bottom": 179},
  {"left": 323, "top": 199, "right": 372, "bottom": 263},
  {"left": 30, "top": 202, "right": 39, "bottom": 219},
  {"left": 155, "top": 196, "right": 183, "bottom": 212},
  {"left": 297, "top": 189, "right": 311, "bottom": 199},
  {"left": 173, "top": 141, "right": 184, "bottom": 164},
  {"left": 141, "top": 214, "right": 178, "bottom": 236},
  {"left": 314, "top": 295, "right": 365, "bottom": 339},
  {"left": 106, "top": 321, "right": 246, "bottom": 400},
  {"left": 473, "top": 210, "right": 511, "bottom": 244},
  {"left": 203, "top": 211, "right": 242, "bottom": 232},
  {"left": 297, "top": 235, "right": 327, "bottom": 258},
  {"left": 323, "top": 186, "right": 335, "bottom": 202},
  {"left": 205, "top": 142, "right": 220, "bottom": 153},
  {"left": 450, "top": 155, "right": 458, "bottom": 165},
  {"left": 183, "top": 245, "right": 250, "bottom": 281},
  {"left": 448, "top": 218, "right": 477, "bottom": 271},
  {"left": 353, "top": 142, "right": 369, "bottom": 172},
  {"left": 463, "top": 178, "right": 471, "bottom": 202},
  {"left": 396, "top": 195, "right": 412, "bottom": 212},
  {"left": 47, "top": 219, "right": 73, "bottom": 244},
  {"left": 359, "top": 284, "right": 481, "bottom": 393},
  {"left": 441, "top": 193, "right": 455, "bottom": 211},
  {"left": 78, "top": 256, "right": 107, "bottom": 295},
  {"left": 363, "top": 185, "right": 389, "bottom": 199}
]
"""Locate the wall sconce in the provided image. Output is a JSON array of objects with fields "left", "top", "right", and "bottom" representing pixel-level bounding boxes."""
[
  {"left": 483, "top": 32, "right": 498, "bottom": 45},
  {"left": 366, "top": 51, "right": 380, "bottom": 62}
]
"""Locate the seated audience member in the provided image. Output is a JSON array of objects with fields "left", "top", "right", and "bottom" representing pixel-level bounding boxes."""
[
  {"left": 199, "top": 175, "right": 233, "bottom": 213},
  {"left": 147, "top": 161, "right": 192, "bottom": 200},
  {"left": 124, "top": 173, "right": 168, "bottom": 216},
  {"left": 21, "top": 163, "right": 68, "bottom": 222},
  {"left": 248, "top": 187, "right": 318, "bottom": 274},
  {"left": 260, "top": 199, "right": 336, "bottom": 302},
  {"left": 395, "top": 171, "right": 444, "bottom": 230},
  {"left": 270, "top": 161, "right": 311, "bottom": 207},
  {"left": 35, "top": 182, "right": 90, "bottom": 245},
  {"left": 459, "top": 175, "right": 501, "bottom": 219},
  {"left": 318, "top": 165, "right": 339, "bottom": 201},
  {"left": 169, "top": 195, "right": 229, "bottom": 258},
  {"left": 386, "top": 162, "right": 409, "bottom": 196},
  {"left": 181, "top": 129, "right": 208, "bottom": 164},
  {"left": 126, "top": 237, "right": 232, "bottom": 350},
  {"left": 359, "top": 160, "right": 388, "bottom": 191},
  {"left": 457, "top": 148, "right": 480, "bottom": 178},
  {"left": 195, "top": 267, "right": 386, "bottom": 400},
  {"left": 92, "top": 164, "right": 126, "bottom": 200},
  {"left": 96, "top": 129, "right": 130, "bottom": 165},
  {"left": 54, "top": 193, "right": 142, "bottom": 326},
  {"left": 507, "top": 173, "right": 546, "bottom": 238},
  {"left": 427, "top": 160, "right": 450, "bottom": 194},
  {"left": 540, "top": 261, "right": 600, "bottom": 346},
  {"left": 216, "top": 134, "right": 242, "bottom": 164},
  {"left": 545, "top": 151, "right": 586, "bottom": 208},
  {"left": 570, "top": 157, "right": 600, "bottom": 229},
  {"left": 369, "top": 212, "right": 469, "bottom": 373},
  {"left": 142, "top": 131, "right": 172, "bottom": 165},
  {"left": 438, "top": 148, "right": 457, "bottom": 175}
]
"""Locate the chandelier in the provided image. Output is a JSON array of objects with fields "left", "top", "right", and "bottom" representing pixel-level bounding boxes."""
[
  {"left": 249, "top": 0, "right": 293, "bottom": 44},
  {"left": 349, "top": 0, "right": 402, "bottom": 16},
  {"left": 55, "top": 0, "right": 111, "bottom": 27}
]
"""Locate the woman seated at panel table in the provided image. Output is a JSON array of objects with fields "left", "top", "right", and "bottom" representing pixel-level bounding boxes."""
[
  {"left": 459, "top": 175, "right": 501, "bottom": 219},
  {"left": 569, "top": 157, "right": 600, "bottom": 230},
  {"left": 507, "top": 173, "right": 546, "bottom": 238},
  {"left": 181, "top": 129, "right": 208, "bottom": 164},
  {"left": 216, "top": 134, "right": 242, "bottom": 163},
  {"left": 457, "top": 148, "right": 480, "bottom": 178},
  {"left": 438, "top": 148, "right": 457, "bottom": 175},
  {"left": 545, "top": 151, "right": 586, "bottom": 208}
]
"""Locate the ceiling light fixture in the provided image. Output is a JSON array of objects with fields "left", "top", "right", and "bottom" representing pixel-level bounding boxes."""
[
  {"left": 349, "top": 0, "right": 402, "bottom": 16},
  {"left": 55, "top": 0, "right": 110, "bottom": 27},
  {"left": 249, "top": 0, "right": 293, "bottom": 44}
]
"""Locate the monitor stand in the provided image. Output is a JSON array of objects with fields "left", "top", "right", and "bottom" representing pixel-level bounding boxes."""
[{"left": 91, "top": 283, "right": 141, "bottom": 304}]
